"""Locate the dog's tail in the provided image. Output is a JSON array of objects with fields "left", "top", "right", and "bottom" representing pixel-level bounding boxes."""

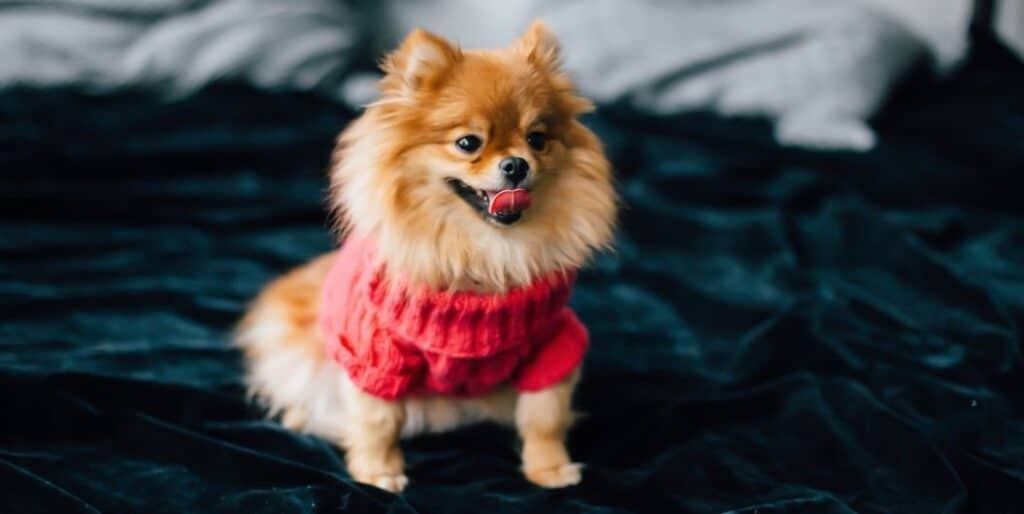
[{"left": 233, "top": 253, "right": 348, "bottom": 436}]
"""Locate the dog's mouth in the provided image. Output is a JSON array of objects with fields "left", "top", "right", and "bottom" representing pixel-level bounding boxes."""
[{"left": 446, "top": 178, "right": 533, "bottom": 225}]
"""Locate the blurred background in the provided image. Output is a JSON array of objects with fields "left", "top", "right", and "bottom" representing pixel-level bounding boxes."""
[
  {"left": 2, "top": 0, "right": 1022, "bottom": 149},
  {"left": 2, "top": 1, "right": 1024, "bottom": 513}
]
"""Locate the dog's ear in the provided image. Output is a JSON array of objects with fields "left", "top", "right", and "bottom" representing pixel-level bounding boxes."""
[
  {"left": 514, "top": 21, "right": 561, "bottom": 71},
  {"left": 381, "top": 28, "right": 461, "bottom": 93},
  {"left": 515, "top": 21, "right": 590, "bottom": 115}
]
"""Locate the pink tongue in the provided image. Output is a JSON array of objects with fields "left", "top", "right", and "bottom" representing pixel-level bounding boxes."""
[{"left": 487, "top": 189, "right": 533, "bottom": 215}]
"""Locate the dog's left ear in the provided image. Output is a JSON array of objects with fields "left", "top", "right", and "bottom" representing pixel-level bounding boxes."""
[
  {"left": 514, "top": 21, "right": 562, "bottom": 71},
  {"left": 515, "top": 21, "right": 592, "bottom": 115}
]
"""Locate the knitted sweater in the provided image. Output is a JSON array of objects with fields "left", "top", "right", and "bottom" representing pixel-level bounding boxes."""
[{"left": 318, "top": 236, "right": 588, "bottom": 400}]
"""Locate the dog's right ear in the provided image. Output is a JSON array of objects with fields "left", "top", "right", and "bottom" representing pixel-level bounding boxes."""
[{"left": 381, "top": 28, "right": 461, "bottom": 94}]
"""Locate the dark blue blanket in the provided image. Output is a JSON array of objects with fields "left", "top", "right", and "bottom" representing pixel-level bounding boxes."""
[{"left": 2, "top": 35, "right": 1023, "bottom": 514}]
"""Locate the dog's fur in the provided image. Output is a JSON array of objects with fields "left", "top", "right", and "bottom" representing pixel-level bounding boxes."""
[{"left": 235, "top": 22, "right": 616, "bottom": 492}]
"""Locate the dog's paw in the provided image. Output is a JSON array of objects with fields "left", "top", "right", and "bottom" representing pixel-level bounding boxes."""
[
  {"left": 367, "top": 472, "right": 408, "bottom": 493},
  {"left": 279, "top": 408, "right": 308, "bottom": 431},
  {"left": 350, "top": 470, "right": 407, "bottom": 493},
  {"left": 348, "top": 456, "right": 408, "bottom": 493},
  {"left": 346, "top": 446, "right": 407, "bottom": 493},
  {"left": 524, "top": 462, "right": 582, "bottom": 488}
]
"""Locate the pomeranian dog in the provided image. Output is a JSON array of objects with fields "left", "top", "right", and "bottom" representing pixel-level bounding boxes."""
[{"left": 235, "top": 22, "right": 616, "bottom": 493}]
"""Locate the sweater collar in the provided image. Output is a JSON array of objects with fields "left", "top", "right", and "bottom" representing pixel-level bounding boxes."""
[{"left": 362, "top": 245, "right": 577, "bottom": 358}]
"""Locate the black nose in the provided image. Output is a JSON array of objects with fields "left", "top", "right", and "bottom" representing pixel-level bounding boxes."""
[{"left": 499, "top": 157, "right": 529, "bottom": 184}]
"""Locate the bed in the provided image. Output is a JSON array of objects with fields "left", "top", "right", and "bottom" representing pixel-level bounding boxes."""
[{"left": 2, "top": 6, "right": 1023, "bottom": 513}]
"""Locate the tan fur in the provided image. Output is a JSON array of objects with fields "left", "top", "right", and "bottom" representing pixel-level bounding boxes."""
[
  {"left": 333, "top": 22, "right": 614, "bottom": 292},
  {"left": 235, "top": 21, "right": 616, "bottom": 493}
]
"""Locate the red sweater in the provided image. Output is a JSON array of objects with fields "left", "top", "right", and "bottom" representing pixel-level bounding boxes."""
[{"left": 318, "top": 236, "right": 588, "bottom": 400}]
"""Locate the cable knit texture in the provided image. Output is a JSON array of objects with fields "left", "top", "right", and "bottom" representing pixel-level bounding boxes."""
[{"left": 318, "top": 236, "right": 588, "bottom": 400}]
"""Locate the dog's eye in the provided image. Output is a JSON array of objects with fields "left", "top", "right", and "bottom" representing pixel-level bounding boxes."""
[
  {"left": 455, "top": 135, "right": 482, "bottom": 153},
  {"left": 526, "top": 132, "right": 547, "bottom": 151}
]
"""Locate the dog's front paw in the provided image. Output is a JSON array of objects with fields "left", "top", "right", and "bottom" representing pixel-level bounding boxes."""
[
  {"left": 347, "top": 449, "right": 408, "bottom": 493},
  {"left": 524, "top": 462, "right": 582, "bottom": 488},
  {"left": 364, "top": 472, "right": 409, "bottom": 493}
]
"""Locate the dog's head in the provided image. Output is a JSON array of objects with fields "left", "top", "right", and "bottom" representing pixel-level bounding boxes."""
[{"left": 332, "top": 22, "right": 617, "bottom": 291}]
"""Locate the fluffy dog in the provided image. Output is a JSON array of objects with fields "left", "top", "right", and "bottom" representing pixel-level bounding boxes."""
[{"left": 235, "top": 22, "right": 616, "bottom": 492}]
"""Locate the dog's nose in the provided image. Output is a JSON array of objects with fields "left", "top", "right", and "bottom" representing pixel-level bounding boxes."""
[{"left": 499, "top": 157, "right": 529, "bottom": 184}]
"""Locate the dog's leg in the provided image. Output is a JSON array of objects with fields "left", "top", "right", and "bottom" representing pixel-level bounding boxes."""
[
  {"left": 341, "top": 383, "right": 408, "bottom": 493},
  {"left": 516, "top": 370, "right": 581, "bottom": 488}
]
